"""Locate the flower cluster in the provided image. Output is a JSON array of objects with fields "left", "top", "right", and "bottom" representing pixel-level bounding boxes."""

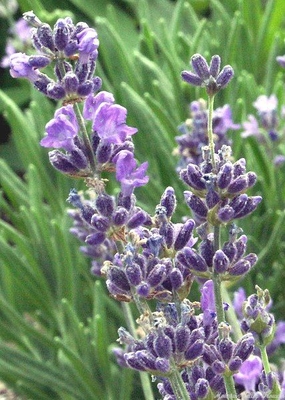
[
  {"left": 175, "top": 99, "right": 239, "bottom": 169},
  {"left": 9, "top": 11, "right": 101, "bottom": 101},
  {"left": 177, "top": 227, "right": 258, "bottom": 281},
  {"left": 42, "top": 90, "right": 149, "bottom": 195},
  {"left": 241, "top": 286, "right": 276, "bottom": 348},
  {"left": 116, "top": 295, "right": 225, "bottom": 397},
  {"left": 233, "top": 287, "right": 285, "bottom": 356},
  {"left": 67, "top": 188, "right": 151, "bottom": 275},
  {"left": 181, "top": 54, "right": 234, "bottom": 96},
  {"left": 180, "top": 145, "right": 262, "bottom": 227}
]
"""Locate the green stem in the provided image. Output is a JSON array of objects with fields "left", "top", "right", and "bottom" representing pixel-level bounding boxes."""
[
  {"left": 167, "top": 363, "right": 190, "bottom": 400},
  {"left": 223, "top": 373, "right": 237, "bottom": 398},
  {"left": 121, "top": 302, "right": 155, "bottom": 400},
  {"left": 132, "top": 289, "right": 154, "bottom": 324},
  {"left": 259, "top": 344, "right": 271, "bottom": 374},
  {"left": 73, "top": 102, "right": 97, "bottom": 173},
  {"left": 207, "top": 94, "right": 216, "bottom": 172}
]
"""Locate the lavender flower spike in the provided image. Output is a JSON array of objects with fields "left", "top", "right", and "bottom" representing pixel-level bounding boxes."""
[{"left": 181, "top": 54, "right": 234, "bottom": 95}]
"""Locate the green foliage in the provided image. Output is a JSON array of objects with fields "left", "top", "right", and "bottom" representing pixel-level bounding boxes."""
[{"left": 1, "top": 0, "right": 285, "bottom": 398}]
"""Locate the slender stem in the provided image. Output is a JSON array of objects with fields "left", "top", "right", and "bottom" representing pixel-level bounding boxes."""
[
  {"left": 207, "top": 94, "right": 216, "bottom": 172},
  {"left": 73, "top": 102, "right": 97, "bottom": 173},
  {"left": 121, "top": 302, "right": 155, "bottom": 400},
  {"left": 259, "top": 344, "right": 270, "bottom": 374},
  {"left": 223, "top": 373, "right": 237, "bottom": 398},
  {"left": 167, "top": 362, "right": 190, "bottom": 400}
]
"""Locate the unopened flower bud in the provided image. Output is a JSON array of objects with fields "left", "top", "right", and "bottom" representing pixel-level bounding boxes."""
[
  {"left": 174, "top": 219, "right": 195, "bottom": 250},
  {"left": 96, "top": 193, "right": 115, "bottom": 217},
  {"left": 37, "top": 23, "right": 54, "bottom": 51},
  {"left": 160, "top": 186, "right": 177, "bottom": 218}
]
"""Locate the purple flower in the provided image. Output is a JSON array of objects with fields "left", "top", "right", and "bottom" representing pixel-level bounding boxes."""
[
  {"left": 213, "top": 104, "right": 240, "bottom": 134},
  {"left": 77, "top": 27, "right": 99, "bottom": 63},
  {"left": 277, "top": 55, "right": 285, "bottom": 68},
  {"left": 93, "top": 103, "right": 137, "bottom": 144},
  {"left": 113, "top": 150, "right": 149, "bottom": 196},
  {"left": 241, "top": 115, "right": 261, "bottom": 139},
  {"left": 234, "top": 355, "right": 262, "bottom": 391},
  {"left": 274, "top": 155, "right": 285, "bottom": 167},
  {"left": 40, "top": 105, "right": 79, "bottom": 151},
  {"left": 232, "top": 287, "right": 246, "bottom": 319},
  {"left": 83, "top": 91, "right": 115, "bottom": 120},
  {"left": 253, "top": 94, "right": 277, "bottom": 114},
  {"left": 9, "top": 52, "right": 39, "bottom": 81}
]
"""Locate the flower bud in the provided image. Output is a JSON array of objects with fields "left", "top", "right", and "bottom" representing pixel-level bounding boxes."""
[
  {"left": 174, "top": 219, "right": 195, "bottom": 250},
  {"left": 127, "top": 210, "right": 146, "bottom": 229},
  {"left": 69, "top": 147, "right": 89, "bottom": 169},
  {"left": 77, "top": 80, "right": 94, "bottom": 96},
  {"left": 217, "top": 162, "right": 233, "bottom": 189},
  {"left": 184, "top": 191, "right": 208, "bottom": 220},
  {"left": 112, "top": 207, "right": 128, "bottom": 226},
  {"left": 90, "top": 215, "right": 110, "bottom": 232},
  {"left": 108, "top": 266, "right": 130, "bottom": 292},
  {"left": 49, "top": 150, "right": 79, "bottom": 174},
  {"left": 170, "top": 268, "right": 183, "bottom": 290},
  {"left": 147, "top": 264, "right": 166, "bottom": 287},
  {"left": 160, "top": 186, "right": 176, "bottom": 217},
  {"left": 216, "top": 65, "right": 234, "bottom": 89},
  {"left": 85, "top": 232, "right": 105, "bottom": 245},
  {"left": 209, "top": 55, "right": 221, "bottom": 77},
  {"left": 28, "top": 55, "right": 51, "bottom": 68},
  {"left": 184, "top": 339, "right": 204, "bottom": 360},
  {"left": 154, "top": 333, "right": 172, "bottom": 359},
  {"left": 185, "top": 164, "right": 206, "bottom": 191},
  {"left": 213, "top": 250, "right": 230, "bottom": 273},
  {"left": 175, "top": 325, "right": 191, "bottom": 352},
  {"left": 96, "top": 193, "right": 115, "bottom": 217},
  {"left": 191, "top": 54, "right": 210, "bottom": 80},
  {"left": 218, "top": 205, "right": 235, "bottom": 223},
  {"left": 37, "top": 23, "right": 54, "bottom": 51},
  {"left": 47, "top": 82, "right": 66, "bottom": 100},
  {"left": 230, "top": 259, "right": 251, "bottom": 276},
  {"left": 178, "top": 247, "right": 208, "bottom": 272},
  {"left": 63, "top": 72, "right": 79, "bottom": 93},
  {"left": 54, "top": 19, "right": 70, "bottom": 51},
  {"left": 227, "top": 175, "right": 248, "bottom": 194},
  {"left": 125, "top": 263, "right": 143, "bottom": 286}
]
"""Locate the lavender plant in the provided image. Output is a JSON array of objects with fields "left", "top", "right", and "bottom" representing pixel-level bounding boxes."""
[{"left": 4, "top": 6, "right": 285, "bottom": 400}]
